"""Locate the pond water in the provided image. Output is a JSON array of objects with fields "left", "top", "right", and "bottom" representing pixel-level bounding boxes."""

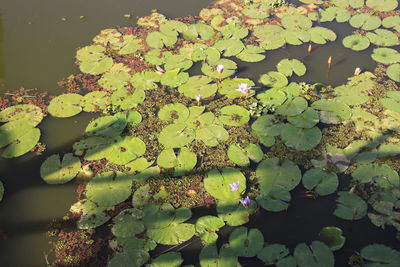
[{"left": 0, "top": 0, "right": 399, "bottom": 266}]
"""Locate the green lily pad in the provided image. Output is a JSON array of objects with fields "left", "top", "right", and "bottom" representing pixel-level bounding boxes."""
[
  {"left": 309, "top": 27, "right": 337, "bottom": 44},
  {"left": 257, "top": 244, "right": 290, "bottom": 265},
  {"left": 352, "top": 163, "right": 399, "bottom": 188},
  {"left": 366, "top": 29, "right": 399, "bottom": 47},
  {"left": 160, "top": 69, "right": 189, "bottom": 88},
  {"left": 381, "top": 91, "right": 400, "bottom": 112},
  {"left": 0, "top": 104, "right": 43, "bottom": 126},
  {"left": 164, "top": 54, "right": 193, "bottom": 71},
  {"left": 195, "top": 124, "right": 229, "bottom": 147},
  {"left": 130, "top": 71, "right": 161, "bottom": 90},
  {"left": 227, "top": 143, "right": 263, "bottom": 167},
  {"left": 320, "top": 7, "right": 351, "bottom": 23},
  {"left": 275, "top": 97, "right": 308, "bottom": 116},
  {"left": 107, "top": 250, "right": 149, "bottom": 267},
  {"left": 158, "top": 123, "right": 195, "bottom": 148},
  {"left": 201, "top": 59, "right": 237, "bottom": 79},
  {"left": 76, "top": 45, "right": 107, "bottom": 62},
  {"left": 366, "top": 0, "right": 398, "bottom": 11},
  {"left": 251, "top": 115, "right": 282, "bottom": 147},
  {"left": 48, "top": 93, "right": 83, "bottom": 118},
  {"left": 312, "top": 99, "right": 351, "bottom": 124},
  {"left": 183, "top": 23, "right": 214, "bottom": 41},
  {"left": 0, "top": 124, "right": 41, "bottom": 158},
  {"left": 361, "top": 244, "right": 400, "bottom": 265},
  {"left": 334, "top": 85, "right": 369, "bottom": 105},
  {"left": 111, "top": 209, "right": 145, "bottom": 238},
  {"left": 287, "top": 107, "right": 319, "bottom": 128},
  {"left": 257, "top": 88, "right": 287, "bottom": 109},
  {"left": 204, "top": 168, "right": 246, "bottom": 201},
  {"left": 192, "top": 47, "right": 220, "bottom": 64},
  {"left": 294, "top": 241, "right": 334, "bottom": 267},
  {"left": 302, "top": 168, "right": 338, "bottom": 196},
  {"left": 143, "top": 203, "right": 178, "bottom": 229},
  {"left": 146, "top": 31, "right": 177, "bottom": 49},
  {"left": 40, "top": 153, "right": 81, "bottom": 184},
  {"left": 111, "top": 88, "right": 145, "bottom": 110},
  {"left": 236, "top": 45, "right": 266, "bottom": 62},
  {"left": 277, "top": 59, "right": 306, "bottom": 77},
  {"left": 199, "top": 243, "right": 238, "bottom": 267},
  {"left": 157, "top": 147, "right": 197, "bottom": 176},
  {"left": 332, "top": 0, "right": 364, "bottom": 8},
  {"left": 387, "top": 63, "right": 400, "bottom": 82},
  {"left": 229, "top": 227, "right": 264, "bottom": 257},
  {"left": 70, "top": 199, "right": 111, "bottom": 229},
  {"left": 98, "top": 71, "right": 130, "bottom": 91},
  {"left": 280, "top": 124, "right": 322, "bottom": 151},
  {"left": 214, "top": 39, "right": 245, "bottom": 57},
  {"left": 334, "top": 191, "right": 367, "bottom": 220},
  {"left": 86, "top": 171, "right": 133, "bottom": 207},
  {"left": 254, "top": 24, "right": 285, "bottom": 50},
  {"left": 178, "top": 75, "right": 218, "bottom": 99},
  {"left": 372, "top": 48, "right": 400, "bottom": 64},
  {"left": 81, "top": 91, "right": 110, "bottom": 112},
  {"left": 256, "top": 187, "right": 291, "bottom": 212},
  {"left": 316, "top": 226, "right": 346, "bottom": 251},
  {"left": 85, "top": 115, "right": 127, "bottom": 137},
  {"left": 220, "top": 23, "right": 248, "bottom": 39},
  {"left": 342, "top": 34, "right": 370, "bottom": 51},
  {"left": 217, "top": 199, "right": 255, "bottom": 226},
  {"left": 106, "top": 136, "right": 146, "bottom": 165},
  {"left": 349, "top": 13, "right": 381, "bottom": 31},
  {"left": 159, "top": 20, "right": 188, "bottom": 36},
  {"left": 281, "top": 14, "right": 312, "bottom": 31},
  {"left": 149, "top": 252, "right": 183, "bottom": 267},
  {"left": 256, "top": 157, "right": 301, "bottom": 195},
  {"left": 158, "top": 103, "right": 189, "bottom": 123},
  {"left": 218, "top": 105, "right": 250, "bottom": 126},
  {"left": 382, "top": 15, "right": 400, "bottom": 29},
  {"left": 218, "top": 78, "right": 255, "bottom": 98},
  {"left": 281, "top": 29, "right": 311, "bottom": 45},
  {"left": 195, "top": 216, "right": 225, "bottom": 244},
  {"left": 147, "top": 222, "right": 195, "bottom": 245},
  {"left": 260, "top": 71, "right": 289, "bottom": 87},
  {"left": 132, "top": 184, "right": 151, "bottom": 208}
]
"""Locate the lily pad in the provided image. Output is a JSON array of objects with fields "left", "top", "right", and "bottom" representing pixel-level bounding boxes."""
[
  {"left": 280, "top": 124, "right": 322, "bottom": 151},
  {"left": 217, "top": 199, "right": 255, "bottom": 226},
  {"left": 199, "top": 243, "right": 238, "bottom": 267},
  {"left": 256, "top": 187, "right": 291, "bottom": 212},
  {"left": 149, "top": 252, "right": 183, "bottom": 267},
  {"left": 366, "top": 0, "right": 398, "bottom": 11},
  {"left": 366, "top": 29, "right": 399, "bottom": 47},
  {"left": 312, "top": 99, "right": 351, "bottom": 124},
  {"left": 195, "top": 124, "right": 229, "bottom": 147},
  {"left": 86, "top": 171, "right": 133, "bottom": 207},
  {"left": 85, "top": 115, "right": 127, "bottom": 137},
  {"left": 316, "top": 226, "right": 346, "bottom": 251},
  {"left": 70, "top": 199, "right": 111, "bottom": 229},
  {"left": 287, "top": 107, "right": 319, "bottom": 128},
  {"left": 183, "top": 23, "right": 214, "bottom": 41},
  {"left": 387, "top": 64, "right": 400, "bottom": 82},
  {"left": 281, "top": 14, "right": 312, "bottom": 31},
  {"left": 251, "top": 115, "right": 282, "bottom": 147},
  {"left": 132, "top": 184, "right": 151, "bottom": 208},
  {"left": 294, "top": 241, "right": 334, "bottom": 267},
  {"left": 195, "top": 216, "right": 225, "bottom": 244},
  {"left": 157, "top": 147, "right": 197, "bottom": 176},
  {"left": 130, "top": 71, "right": 161, "bottom": 90},
  {"left": 361, "top": 244, "right": 400, "bottom": 265},
  {"left": 229, "top": 227, "right": 264, "bottom": 257},
  {"left": 204, "top": 168, "right": 246, "bottom": 201},
  {"left": 160, "top": 69, "right": 189, "bottom": 88},
  {"left": 281, "top": 29, "right": 311, "bottom": 45},
  {"left": 256, "top": 157, "right": 301, "bottom": 195},
  {"left": 178, "top": 75, "right": 218, "bottom": 99},
  {"left": 257, "top": 244, "right": 290, "bottom": 265},
  {"left": 309, "top": 27, "right": 337, "bottom": 44},
  {"left": 218, "top": 78, "right": 255, "bottom": 98},
  {"left": 48, "top": 93, "right": 83, "bottom": 118},
  {"left": 158, "top": 123, "right": 195, "bottom": 148},
  {"left": 111, "top": 88, "right": 145, "bottom": 110},
  {"left": 227, "top": 143, "right": 263, "bottom": 167},
  {"left": 106, "top": 136, "right": 146, "bottom": 165},
  {"left": 372, "top": 48, "right": 400, "bottom": 64},
  {"left": 218, "top": 105, "right": 250, "bottom": 126},
  {"left": 275, "top": 97, "right": 308, "bottom": 116},
  {"left": 40, "top": 153, "right": 81, "bottom": 184},
  {"left": 158, "top": 103, "right": 189, "bottom": 123},
  {"left": 146, "top": 31, "right": 177, "bottom": 49},
  {"left": 0, "top": 104, "right": 43, "bottom": 126},
  {"left": 342, "top": 34, "right": 370, "bottom": 51},
  {"left": 352, "top": 163, "right": 399, "bottom": 188},
  {"left": 277, "top": 59, "right": 306, "bottom": 77},
  {"left": 260, "top": 71, "right": 289, "bottom": 87},
  {"left": 254, "top": 24, "right": 285, "bottom": 50},
  {"left": 302, "top": 168, "right": 338, "bottom": 196},
  {"left": 236, "top": 45, "right": 266, "bottom": 62},
  {"left": 81, "top": 91, "right": 110, "bottom": 112},
  {"left": 98, "top": 71, "right": 130, "bottom": 91},
  {"left": 201, "top": 59, "right": 237, "bottom": 79},
  {"left": 214, "top": 39, "right": 245, "bottom": 57},
  {"left": 111, "top": 209, "right": 145, "bottom": 238},
  {"left": 107, "top": 250, "right": 149, "bottom": 267},
  {"left": 334, "top": 191, "right": 367, "bottom": 220},
  {"left": 349, "top": 13, "right": 381, "bottom": 31}
]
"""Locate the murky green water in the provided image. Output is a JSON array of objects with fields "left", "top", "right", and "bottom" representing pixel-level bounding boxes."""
[{"left": 0, "top": 0, "right": 398, "bottom": 266}]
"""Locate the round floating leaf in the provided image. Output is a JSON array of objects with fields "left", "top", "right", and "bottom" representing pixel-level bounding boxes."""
[
  {"left": 256, "top": 187, "right": 291, "bottom": 212},
  {"left": 294, "top": 241, "right": 334, "bottom": 267},
  {"left": 0, "top": 180, "right": 4, "bottom": 202},
  {"left": 236, "top": 45, "right": 266, "bottom": 62},
  {"left": 387, "top": 63, "right": 400, "bottom": 83},
  {"left": 157, "top": 147, "right": 197, "bottom": 176},
  {"left": 312, "top": 99, "right": 351, "bottom": 124},
  {"left": 40, "top": 153, "right": 81, "bottom": 184},
  {"left": 201, "top": 58, "right": 237, "bottom": 79},
  {"left": 159, "top": 20, "right": 188, "bottom": 36},
  {"left": 143, "top": 203, "right": 177, "bottom": 229},
  {"left": 302, "top": 168, "right": 338, "bottom": 196},
  {"left": 229, "top": 227, "right": 264, "bottom": 257},
  {"left": 81, "top": 91, "right": 110, "bottom": 112},
  {"left": 342, "top": 34, "right": 370, "bottom": 51},
  {"left": 366, "top": 0, "right": 398, "bottom": 11},
  {"left": 146, "top": 31, "right": 177, "bottom": 49},
  {"left": 150, "top": 252, "right": 183, "bottom": 267},
  {"left": 86, "top": 171, "right": 133, "bottom": 207},
  {"left": 111, "top": 209, "right": 145, "bottom": 238},
  {"left": 85, "top": 115, "right": 127, "bottom": 137},
  {"left": 361, "top": 244, "right": 400, "bottom": 265},
  {"left": 158, "top": 123, "right": 195, "bottom": 148},
  {"left": 287, "top": 107, "right": 319, "bottom": 128},
  {"left": 80, "top": 57, "right": 113, "bottom": 75},
  {"left": 0, "top": 104, "right": 43, "bottom": 126},
  {"left": 366, "top": 29, "right": 399, "bottom": 47},
  {"left": 251, "top": 115, "right": 282, "bottom": 147},
  {"left": 218, "top": 78, "right": 255, "bottom": 99},
  {"left": 130, "top": 71, "right": 161, "bottom": 90},
  {"left": 164, "top": 54, "right": 193, "bottom": 71},
  {"left": 160, "top": 69, "right": 189, "bottom": 88},
  {"left": 204, "top": 168, "right": 246, "bottom": 201},
  {"left": 76, "top": 45, "right": 107, "bottom": 62},
  {"left": 382, "top": 15, "right": 400, "bottom": 29},
  {"left": 309, "top": 27, "right": 337, "bottom": 44},
  {"left": 334, "top": 191, "right": 367, "bottom": 220},
  {"left": 371, "top": 48, "right": 400, "bottom": 64},
  {"left": 48, "top": 93, "right": 83, "bottom": 118},
  {"left": 281, "top": 124, "right": 322, "bottom": 151},
  {"left": 349, "top": 13, "right": 381, "bottom": 31},
  {"left": 316, "top": 226, "right": 346, "bottom": 251},
  {"left": 254, "top": 24, "right": 285, "bottom": 50},
  {"left": 1, "top": 126, "right": 41, "bottom": 158},
  {"left": 260, "top": 71, "right": 288, "bottom": 87},
  {"left": 107, "top": 250, "right": 149, "bottom": 267},
  {"left": 281, "top": 29, "right": 311, "bottom": 45},
  {"left": 218, "top": 105, "right": 250, "bottom": 126},
  {"left": 106, "top": 136, "right": 146, "bottom": 165},
  {"left": 256, "top": 157, "right": 301, "bottom": 195},
  {"left": 276, "top": 97, "right": 308, "bottom": 116},
  {"left": 257, "top": 88, "right": 287, "bottom": 109},
  {"left": 281, "top": 14, "right": 312, "bottom": 30},
  {"left": 277, "top": 59, "right": 306, "bottom": 77},
  {"left": 227, "top": 143, "right": 263, "bottom": 167},
  {"left": 132, "top": 184, "right": 151, "bottom": 208},
  {"left": 199, "top": 243, "right": 238, "bottom": 267},
  {"left": 71, "top": 199, "right": 111, "bottom": 229},
  {"left": 98, "top": 71, "right": 130, "bottom": 91},
  {"left": 217, "top": 199, "right": 256, "bottom": 226},
  {"left": 178, "top": 75, "right": 218, "bottom": 99},
  {"left": 214, "top": 39, "right": 245, "bottom": 57},
  {"left": 158, "top": 103, "right": 189, "bottom": 123},
  {"left": 352, "top": 163, "right": 399, "bottom": 188},
  {"left": 195, "top": 216, "right": 225, "bottom": 244},
  {"left": 195, "top": 124, "right": 229, "bottom": 147},
  {"left": 147, "top": 223, "right": 195, "bottom": 245},
  {"left": 183, "top": 23, "right": 214, "bottom": 41},
  {"left": 111, "top": 88, "right": 145, "bottom": 110},
  {"left": 257, "top": 244, "right": 290, "bottom": 265}
]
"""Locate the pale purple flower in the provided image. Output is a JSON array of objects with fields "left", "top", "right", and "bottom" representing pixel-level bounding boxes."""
[
  {"left": 195, "top": 95, "right": 201, "bottom": 102},
  {"left": 240, "top": 196, "right": 250, "bottom": 207},
  {"left": 236, "top": 83, "right": 251, "bottom": 94},
  {"left": 229, "top": 181, "right": 240, "bottom": 191},
  {"left": 216, "top": 64, "right": 224, "bottom": 73}
]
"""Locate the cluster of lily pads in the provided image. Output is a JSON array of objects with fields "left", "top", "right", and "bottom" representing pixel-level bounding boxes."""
[{"left": 1, "top": 0, "right": 400, "bottom": 265}]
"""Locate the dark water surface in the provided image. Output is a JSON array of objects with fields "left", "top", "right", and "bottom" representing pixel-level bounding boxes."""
[{"left": 0, "top": 0, "right": 398, "bottom": 266}]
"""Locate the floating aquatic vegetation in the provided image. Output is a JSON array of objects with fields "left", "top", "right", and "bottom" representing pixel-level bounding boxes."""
[
  {"left": 349, "top": 13, "right": 381, "bottom": 31},
  {"left": 277, "top": 59, "right": 307, "bottom": 77},
  {"left": 334, "top": 191, "right": 368, "bottom": 220},
  {"left": 204, "top": 168, "right": 246, "bottom": 201},
  {"left": 386, "top": 63, "right": 400, "bottom": 82},
  {"left": 371, "top": 48, "right": 400, "bottom": 64},
  {"left": 366, "top": 0, "right": 398, "bottom": 11},
  {"left": 302, "top": 168, "right": 338, "bottom": 196},
  {"left": 227, "top": 143, "right": 263, "bottom": 167},
  {"left": 366, "top": 29, "right": 399, "bottom": 47},
  {"left": 199, "top": 243, "right": 239, "bottom": 267},
  {"left": 130, "top": 71, "right": 161, "bottom": 90},
  {"left": 81, "top": 91, "right": 110, "bottom": 112},
  {"left": 76, "top": 45, "right": 113, "bottom": 75},
  {"left": 178, "top": 75, "right": 218, "bottom": 99},
  {"left": 157, "top": 147, "right": 197, "bottom": 176},
  {"left": 98, "top": 71, "right": 130, "bottom": 91},
  {"left": 107, "top": 250, "right": 149, "bottom": 267},
  {"left": 381, "top": 91, "right": 400, "bottom": 112},
  {"left": 294, "top": 241, "right": 334, "bottom": 267},
  {"left": 342, "top": 34, "right": 371, "bottom": 51},
  {"left": 40, "top": 153, "right": 81, "bottom": 184},
  {"left": 195, "top": 215, "right": 225, "bottom": 244},
  {"left": 352, "top": 163, "right": 399, "bottom": 189},
  {"left": 260, "top": 71, "right": 289, "bottom": 88},
  {"left": 158, "top": 123, "right": 195, "bottom": 148},
  {"left": 229, "top": 227, "right": 264, "bottom": 257},
  {"left": 257, "top": 243, "right": 290, "bottom": 265},
  {"left": 218, "top": 105, "right": 250, "bottom": 126},
  {"left": 218, "top": 78, "right": 255, "bottom": 98},
  {"left": 0, "top": 103, "right": 43, "bottom": 126},
  {"left": 70, "top": 199, "right": 112, "bottom": 229},
  {"left": 316, "top": 226, "right": 346, "bottom": 251},
  {"left": 360, "top": 244, "right": 400, "bottom": 266},
  {"left": 149, "top": 252, "right": 183, "bottom": 267},
  {"left": 48, "top": 93, "right": 83, "bottom": 118}
]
